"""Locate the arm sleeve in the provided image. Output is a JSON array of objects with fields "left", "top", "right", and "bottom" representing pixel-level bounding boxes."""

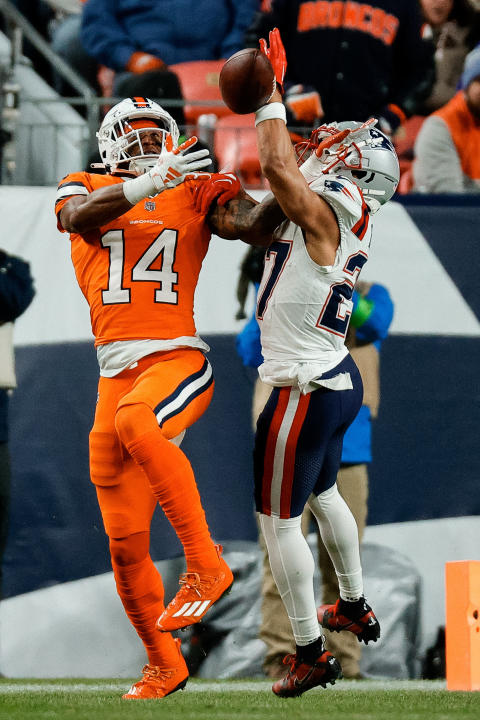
[
  {"left": 80, "top": 0, "right": 136, "bottom": 71},
  {"left": 55, "top": 172, "right": 92, "bottom": 232},
  {"left": 0, "top": 253, "right": 36, "bottom": 323},
  {"left": 413, "top": 116, "right": 465, "bottom": 193},
  {"left": 354, "top": 284, "right": 394, "bottom": 344},
  {"left": 389, "top": 0, "right": 436, "bottom": 116}
]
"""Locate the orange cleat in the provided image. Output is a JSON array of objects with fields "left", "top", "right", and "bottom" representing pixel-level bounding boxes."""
[
  {"left": 156, "top": 545, "right": 233, "bottom": 632},
  {"left": 122, "top": 639, "right": 188, "bottom": 699}
]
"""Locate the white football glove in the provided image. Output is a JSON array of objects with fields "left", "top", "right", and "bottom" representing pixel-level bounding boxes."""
[
  {"left": 123, "top": 136, "right": 212, "bottom": 205},
  {"left": 149, "top": 136, "right": 212, "bottom": 191}
]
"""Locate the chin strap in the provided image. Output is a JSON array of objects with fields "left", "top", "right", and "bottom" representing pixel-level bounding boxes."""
[{"left": 128, "top": 156, "right": 159, "bottom": 174}]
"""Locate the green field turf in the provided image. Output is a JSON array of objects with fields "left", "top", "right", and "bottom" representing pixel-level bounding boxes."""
[{"left": 1, "top": 679, "right": 479, "bottom": 720}]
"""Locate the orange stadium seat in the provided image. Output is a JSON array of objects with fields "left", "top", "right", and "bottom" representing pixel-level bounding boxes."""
[
  {"left": 169, "top": 60, "right": 233, "bottom": 124},
  {"left": 214, "top": 114, "right": 267, "bottom": 188}
]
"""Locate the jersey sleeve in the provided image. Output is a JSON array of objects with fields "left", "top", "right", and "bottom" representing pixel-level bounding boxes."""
[
  {"left": 55, "top": 171, "right": 93, "bottom": 232},
  {"left": 309, "top": 174, "right": 370, "bottom": 238}
]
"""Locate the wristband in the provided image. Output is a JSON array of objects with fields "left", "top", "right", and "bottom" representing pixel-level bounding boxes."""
[
  {"left": 122, "top": 172, "right": 158, "bottom": 205},
  {"left": 255, "top": 102, "right": 287, "bottom": 127},
  {"left": 350, "top": 295, "right": 374, "bottom": 328}
]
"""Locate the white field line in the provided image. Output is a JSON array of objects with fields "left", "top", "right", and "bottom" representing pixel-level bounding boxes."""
[{"left": 0, "top": 679, "right": 446, "bottom": 694}]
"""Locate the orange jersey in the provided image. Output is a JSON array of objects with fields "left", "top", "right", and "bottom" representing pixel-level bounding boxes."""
[{"left": 55, "top": 172, "right": 211, "bottom": 346}]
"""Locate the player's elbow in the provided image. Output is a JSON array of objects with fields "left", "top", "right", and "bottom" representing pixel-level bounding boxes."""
[
  {"left": 64, "top": 215, "right": 85, "bottom": 234},
  {"left": 61, "top": 208, "right": 97, "bottom": 238}
]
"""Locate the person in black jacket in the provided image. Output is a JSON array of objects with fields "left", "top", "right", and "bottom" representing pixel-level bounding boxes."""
[
  {"left": 245, "top": 0, "right": 436, "bottom": 136},
  {"left": 0, "top": 249, "right": 35, "bottom": 607}
]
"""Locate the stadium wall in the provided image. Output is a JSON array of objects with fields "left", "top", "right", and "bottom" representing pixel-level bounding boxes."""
[{"left": 1, "top": 187, "right": 479, "bottom": 674}]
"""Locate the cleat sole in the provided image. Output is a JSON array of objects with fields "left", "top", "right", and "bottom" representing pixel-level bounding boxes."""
[{"left": 166, "top": 677, "right": 188, "bottom": 697}]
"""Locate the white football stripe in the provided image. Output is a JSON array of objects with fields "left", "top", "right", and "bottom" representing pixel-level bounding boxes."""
[
  {"left": 183, "top": 600, "right": 202, "bottom": 617},
  {"left": 270, "top": 388, "right": 301, "bottom": 516},
  {"left": 172, "top": 602, "right": 191, "bottom": 618},
  {"left": 155, "top": 361, "right": 212, "bottom": 426},
  {"left": 55, "top": 185, "right": 88, "bottom": 200},
  {"left": 193, "top": 600, "right": 211, "bottom": 616}
]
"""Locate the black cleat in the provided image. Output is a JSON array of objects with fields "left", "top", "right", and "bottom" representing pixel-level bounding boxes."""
[
  {"left": 317, "top": 597, "right": 380, "bottom": 644},
  {"left": 272, "top": 648, "right": 342, "bottom": 698}
]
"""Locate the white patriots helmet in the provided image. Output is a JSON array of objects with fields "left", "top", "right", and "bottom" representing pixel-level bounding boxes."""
[
  {"left": 97, "top": 97, "right": 180, "bottom": 174},
  {"left": 297, "top": 119, "right": 400, "bottom": 213}
]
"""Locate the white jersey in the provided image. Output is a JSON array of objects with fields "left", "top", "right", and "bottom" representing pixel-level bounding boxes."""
[{"left": 257, "top": 174, "right": 372, "bottom": 393}]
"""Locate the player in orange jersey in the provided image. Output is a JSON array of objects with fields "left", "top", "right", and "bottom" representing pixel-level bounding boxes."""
[{"left": 55, "top": 96, "right": 284, "bottom": 699}]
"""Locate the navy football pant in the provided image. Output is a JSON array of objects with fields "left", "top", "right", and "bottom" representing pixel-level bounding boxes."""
[{"left": 254, "top": 354, "right": 363, "bottom": 518}]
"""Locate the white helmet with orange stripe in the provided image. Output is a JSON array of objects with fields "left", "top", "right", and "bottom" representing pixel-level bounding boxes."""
[{"left": 97, "top": 97, "right": 180, "bottom": 174}]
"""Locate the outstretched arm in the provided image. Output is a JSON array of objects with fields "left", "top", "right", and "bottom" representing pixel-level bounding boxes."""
[
  {"left": 254, "top": 30, "right": 340, "bottom": 265},
  {"left": 255, "top": 89, "right": 339, "bottom": 261},
  {"left": 208, "top": 188, "right": 286, "bottom": 246},
  {"left": 60, "top": 138, "right": 211, "bottom": 234}
]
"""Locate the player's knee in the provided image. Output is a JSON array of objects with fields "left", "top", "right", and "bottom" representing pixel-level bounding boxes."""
[
  {"left": 309, "top": 483, "right": 341, "bottom": 517},
  {"left": 109, "top": 531, "right": 150, "bottom": 567},
  {"left": 115, "top": 402, "right": 155, "bottom": 447}
]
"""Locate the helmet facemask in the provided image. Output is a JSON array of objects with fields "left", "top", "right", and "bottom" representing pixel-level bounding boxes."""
[
  {"left": 97, "top": 98, "right": 180, "bottom": 174},
  {"left": 296, "top": 119, "right": 400, "bottom": 213},
  {"left": 114, "top": 119, "right": 171, "bottom": 174}
]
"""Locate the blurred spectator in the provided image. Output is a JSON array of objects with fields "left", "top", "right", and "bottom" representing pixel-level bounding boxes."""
[
  {"left": 245, "top": 0, "right": 436, "bottom": 137},
  {"left": 419, "top": 0, "right": 480, "bottom": 114},
  {"left": 413, "top": 45, "right": 480, "bottom": 193},
  {"left": 79, "top": 0, "right": 258, "bottom": 127},
  {"left": 0, "top": 250, "right": 35, "bottom": 609},
  {"left": 48, "top": 0, "right": 99, "bottom": 95}
]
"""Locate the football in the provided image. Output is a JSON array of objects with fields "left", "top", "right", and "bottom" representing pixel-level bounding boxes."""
[{"left": 219, "top": 48, "right": 276, "bottom": 115}]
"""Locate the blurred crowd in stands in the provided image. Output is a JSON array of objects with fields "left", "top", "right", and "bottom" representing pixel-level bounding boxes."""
[
  {"left": 2, "top": 0, "right": 480, "bottom": 192},
  {"left": 0, "top": 0, "right": 478, "bottom": 687}
]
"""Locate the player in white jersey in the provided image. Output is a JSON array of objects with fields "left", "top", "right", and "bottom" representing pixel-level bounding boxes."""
[
  {"left": 249, "top": 29, "right": 400, "bottom": 698},
  {"left": 257, "top": 172, "right": 371, "bottom": 391}
]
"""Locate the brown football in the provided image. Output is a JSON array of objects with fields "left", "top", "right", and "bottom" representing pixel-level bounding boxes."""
[{"left": 219, "top": 48, "right": 276, "bottom": 115}]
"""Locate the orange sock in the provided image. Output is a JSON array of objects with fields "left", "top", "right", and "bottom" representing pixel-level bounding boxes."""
[
  {"left": 115, "top": 404, "right": 219, "bottom": 572},
  {"left": 110, "top": 533, "right": 180, "bottom": 667}
]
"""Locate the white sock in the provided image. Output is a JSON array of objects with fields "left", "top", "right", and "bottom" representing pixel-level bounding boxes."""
[
  {"left": 308, "top": 484, "right": 363, "bottom": 601},
  {"left": 258, "top": 512, "right": 320, "bottom": 645}
]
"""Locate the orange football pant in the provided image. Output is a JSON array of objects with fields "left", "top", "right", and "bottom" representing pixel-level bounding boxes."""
[{"left": 89, "top": 348, "right": 217, "bottom": 665}]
